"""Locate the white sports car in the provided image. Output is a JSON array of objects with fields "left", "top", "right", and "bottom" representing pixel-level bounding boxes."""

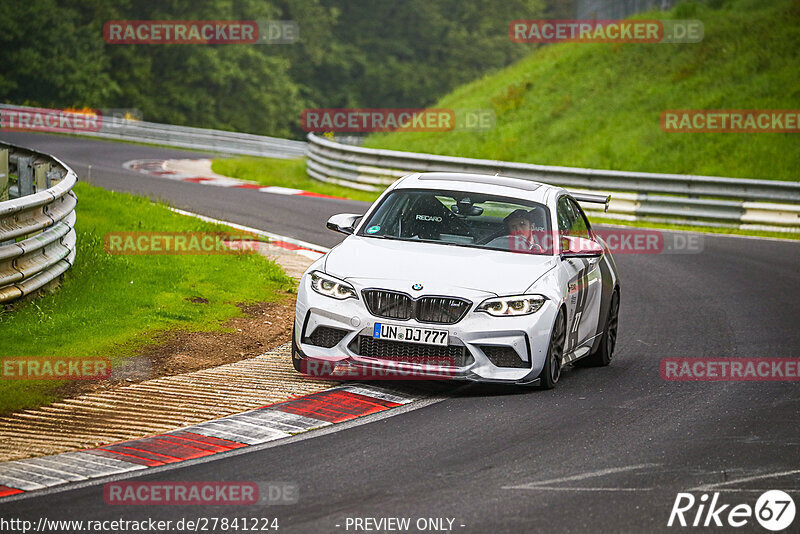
[{"left": 292, "top": 172, "right": 620, "bottom": 388}]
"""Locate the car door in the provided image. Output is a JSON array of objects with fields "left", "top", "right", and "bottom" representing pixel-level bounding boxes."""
[{"left": 556, "top": 196, "right": 603, "bottom": 354}]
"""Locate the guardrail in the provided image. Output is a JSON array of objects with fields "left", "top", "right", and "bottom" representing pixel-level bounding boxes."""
[
  {"left": 0, "top": 104, "right": 307, "bottom": 159},
  {"left": 305, "top": 133, "right": 800, "bottom": 232},
  {"left": 0, "top": 142, "right": 77, "bottom": 304},
  {"left": 2, "top": 105, "right": 797, "bottom": 232}
]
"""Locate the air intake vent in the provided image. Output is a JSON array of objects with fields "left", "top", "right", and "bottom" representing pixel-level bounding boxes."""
[
  {"left": 480, "top": 345, "right": 528, "bottom": 368},
  {"left": 356, "top": 336, "right": 473, "bottom": 367},
  {"left": 305, "top": 326, "right": 348, "bottom": 348}
]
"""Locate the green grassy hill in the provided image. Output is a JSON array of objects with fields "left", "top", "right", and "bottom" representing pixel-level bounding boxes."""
[{"left": 365, "top": 0, "right": 800, "bottom": 181}]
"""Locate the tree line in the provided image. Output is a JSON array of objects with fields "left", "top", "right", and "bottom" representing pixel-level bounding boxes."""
[{"left": 1, "top": 0, "right": 555, "bottom": 139}]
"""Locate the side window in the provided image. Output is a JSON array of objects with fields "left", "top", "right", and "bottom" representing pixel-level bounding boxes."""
[
  {"left": 556, "top": 196, "right": 573, "bottom": 234},
  {"left": 567, "top": 198, "right": 591, "bottom": 239}
]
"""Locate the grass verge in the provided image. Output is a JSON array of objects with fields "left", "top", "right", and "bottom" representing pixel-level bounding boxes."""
[
  {"left": 211, "top": 156, "right": 381, "bottom": 203},
  {"left": 0, "top": 182, "right": 294, "bottom": 414}
]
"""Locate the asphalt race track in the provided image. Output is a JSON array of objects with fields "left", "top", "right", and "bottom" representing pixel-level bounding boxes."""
[
  {"left": 2, "top": 132, "right": 799, "bottom": 533},
  {"left": 0, "top": 132, "right": 363, "bottom": 248}
]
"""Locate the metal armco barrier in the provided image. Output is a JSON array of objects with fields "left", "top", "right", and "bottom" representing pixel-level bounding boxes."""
[
  {"left": 305, "top": 133, "right": 800, "bottom": 232},
  {"left": 86, "top": 116, "right": 307, "bottom": 159},
  {"left": 0, "top": 142, "right": 77, "bottom": 303},
  {"left": 0, "top": 104, "right": 306, "bottom": 159}
]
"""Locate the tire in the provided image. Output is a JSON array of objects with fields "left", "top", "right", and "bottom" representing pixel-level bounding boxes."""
[
  {"left": 291, "top": 326, "right": 304, "bottom": 373},
  {"left": 538, "top": 310, "right": 566, "bottom": 390},
  {"left": 577, "top": 289, "right": 619, "bottom": 367}
]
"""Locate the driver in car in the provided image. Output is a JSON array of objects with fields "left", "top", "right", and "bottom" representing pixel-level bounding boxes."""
[{"left": 504, "top": 209, "right": 545, "bottom": 253}]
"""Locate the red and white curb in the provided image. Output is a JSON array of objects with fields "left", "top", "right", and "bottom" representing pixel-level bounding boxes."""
[
  {"left": 0, "top": 384, "right": 418, "bottom": 499},
  {"left": 123, "top": 159, "right": 345, "bottom": 200},
  {"left": 169, "top": 207, "right": 329, "bottom": 261}
]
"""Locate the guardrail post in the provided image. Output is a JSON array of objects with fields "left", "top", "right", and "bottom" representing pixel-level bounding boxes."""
[
  {"left": 0, "top": 149, "right": 8, "bottom": 201},
  {"left": 18, "top": 156, "right": 34, "bottom": 197},
  {"left": 34, "top": 161, "right": 51, "bottom": 191},
  {"left": 46, "top": 168, "right": 61, "bottom": 186}
]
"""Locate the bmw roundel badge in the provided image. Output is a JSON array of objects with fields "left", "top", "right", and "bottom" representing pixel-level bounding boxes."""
[{"left": 412, "top": 283, "right": 423, "bottom": 291}]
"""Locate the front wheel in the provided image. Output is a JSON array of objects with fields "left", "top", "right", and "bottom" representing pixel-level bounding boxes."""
[{"left": 538, "top": 310, "right": 566, "bottom": 390}]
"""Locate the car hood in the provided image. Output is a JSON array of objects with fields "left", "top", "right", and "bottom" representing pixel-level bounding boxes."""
[{"left": 324, "top": 236, "right": 557, "bottom": 296}]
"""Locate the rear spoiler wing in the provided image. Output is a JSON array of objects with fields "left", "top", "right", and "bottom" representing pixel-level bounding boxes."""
[{"left": 570, "top": 192, "right": 611, "bottom": 213}]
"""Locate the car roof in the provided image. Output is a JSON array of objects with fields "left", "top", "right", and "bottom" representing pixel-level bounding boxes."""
[{"left": 392, "top": 172, "right": 560, "bottom": 203}]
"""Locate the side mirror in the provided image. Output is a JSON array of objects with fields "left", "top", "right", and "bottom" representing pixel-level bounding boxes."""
[
  {"left": 326, "top": 213, "right": 362, "bottom": 235},
  {"left": 560, "top": 235, "right": 603, "bottom": 258}
]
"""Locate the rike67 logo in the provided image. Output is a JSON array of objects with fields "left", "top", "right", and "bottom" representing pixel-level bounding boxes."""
[{"left": 668, "top": 490, "right": 795, "bottom": 531}]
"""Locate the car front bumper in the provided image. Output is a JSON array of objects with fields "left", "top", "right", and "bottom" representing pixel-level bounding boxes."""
[{"left": 294, "top": 277, "right": 559, "bottom": 385}]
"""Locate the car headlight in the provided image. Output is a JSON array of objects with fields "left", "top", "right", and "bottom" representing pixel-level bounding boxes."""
[
  {"left": 476, "top": 295, "right": 546, "bottom": 316},
  {"left": 310, "top": 271, "right": 357, "bottom": 300}
]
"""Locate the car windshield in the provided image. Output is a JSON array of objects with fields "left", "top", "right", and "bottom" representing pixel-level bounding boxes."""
[{"left": 357, "top": 189, "right": 554, "bottom": 255}]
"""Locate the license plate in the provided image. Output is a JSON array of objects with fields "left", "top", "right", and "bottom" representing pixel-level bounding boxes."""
[{"left": 373, "top": 323, "right": 449, "bottom": 346}]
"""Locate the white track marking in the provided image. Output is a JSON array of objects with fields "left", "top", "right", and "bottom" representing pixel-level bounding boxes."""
[
  {"left": 339, "top": 384, "right": 418, "bottom": 404},
  {"left": 231, "top": 410, "right": 331, "bottom": 433},
  {"left": 504, "top": 463, "right": 659, "bottom": 490},
  {"left": 0, "top": 465, "right": 68, "bottom": 486},
  {"left": 187, "top": 421, "right": 289, "bottom": 445},
  {"left": 21, "top": 456, "right": 131, "bottom": 479},
  {"left": 689, "top": 469, "right": 800, "bottom": 491},
  {"left": 506, "top": 486, "right": 654, "bottom": 492},
  {"left": 126, "top": 159, "right": 340, "bottom": 199},
  {"left": 63, "top": 452, "right": 147, "bottom": 471},
  {"left": 2, "top": 460, "right": 86, "bottom": 481},
  {"left": 260, "top": 186, "right": 305, "bottom": 195},
  {"left": 0, "top": 473, "right": 46, "bottom": 491}
]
